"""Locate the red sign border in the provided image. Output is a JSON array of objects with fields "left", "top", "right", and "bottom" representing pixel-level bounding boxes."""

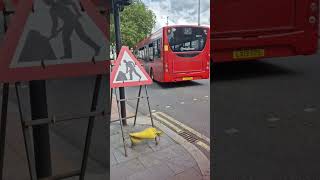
[
  {"left": 0, "top": 0, "right": 110, "bottom": 83},
  {"left": 110, "top": 46, "right": 152, "bottom": 88},
  {"left": 0, "top": 0, "right": 4, "bottom": 11}
]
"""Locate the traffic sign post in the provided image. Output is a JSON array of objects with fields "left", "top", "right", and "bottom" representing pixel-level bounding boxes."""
[
  {"left": 113, "top": 0, "right": 132, "bottom": 126},
  {"left": 111, "top": 46, "right": 155, "bottom": 157},
  {"left": 29, "top": 80, "right": 52, "bottom": 178},
  {"left": 0, "top": 4, "right": 13, "bottom": 178},
  {"left": 0, "top": 83, "right": 9, "bottom": 179}
]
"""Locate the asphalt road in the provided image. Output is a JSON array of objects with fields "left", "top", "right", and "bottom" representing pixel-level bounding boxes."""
[
  {"left": 124, "top": 79, "right": 210, "bottom": 138},
  {"left": 213, "top": 49, "right": 320, "bottom": 179}
]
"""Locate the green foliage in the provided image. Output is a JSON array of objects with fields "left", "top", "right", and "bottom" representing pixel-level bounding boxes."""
[{"left": 110, "top": 0, "right": 156, "bottom": 48}]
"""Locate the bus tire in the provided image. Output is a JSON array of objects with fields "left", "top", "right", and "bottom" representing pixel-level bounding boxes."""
[{"left": 150, "top": 68, "right": 154, "bottom": 80}]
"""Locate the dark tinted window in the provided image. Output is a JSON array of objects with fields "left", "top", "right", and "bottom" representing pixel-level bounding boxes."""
[
  {"left": 154, "top": 39, "right": 161, "bottom": 58},
  {"left": 167, "top": 27, "right": 208, "bottom": 52}
]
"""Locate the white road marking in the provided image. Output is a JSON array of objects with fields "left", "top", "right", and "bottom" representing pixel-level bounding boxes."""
[
  {"left": 225, "top": 128, "right": 239, "bottom": 135},
  {"left": 196, "top": 141, "right": 210, "bottom": 152},
  {"left": 155, "top": 112, "right": 210, "bottom": 144},
  {"left": 153, "top": 113, "right": 182, "bottom": 133},
  {"left": 267, "top": 117, "right": 280, "bottom": 122},
  {"left": 304, "top": 107, "right": 317, "bottom": 112}
]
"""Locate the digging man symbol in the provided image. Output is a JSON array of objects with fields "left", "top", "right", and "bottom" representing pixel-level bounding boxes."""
[
  {"left": 44, "top": 0, "right": 101, "bottom": 59},
  {"left": 123, "top": 59, "right": 142, "bottom": 80}
]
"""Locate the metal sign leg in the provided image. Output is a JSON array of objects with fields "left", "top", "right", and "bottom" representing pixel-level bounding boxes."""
[
  {"left": 110, "top": 88, "right": 113, "bottom": 106},
  {"left": 144, "top": 85, "right": 154, "bottom": 127},
  {"left": 115, "top": 88, "right": 127, "bottom": 157},
  {"left": 133, "top": 86, "right": 142, "bottom": 126},
  {"left": 0, "top": 83, "right": 9, "bottom": 179},
  {"left": 15, "top": 83, "right": 38, "bottom": 180},
  {"left": 144, "top": 85, "right": 158, "bottom": 145},
  {"left": 79, "top": 74, "right": 102, "bottom": 180}
]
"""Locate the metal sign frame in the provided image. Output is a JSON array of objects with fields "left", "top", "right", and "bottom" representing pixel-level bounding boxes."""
[
  {"left": 0, "top": 75, "right": 107, "bottom": 180},
  {"left": 0, "top": 0, "right": 110, "bottom": 83},
  {"left": 110, "top": 46, "right": 152, "bottom": 88},
  {"left": 111, "top": 84, "right": 157, "bottom": 157}
]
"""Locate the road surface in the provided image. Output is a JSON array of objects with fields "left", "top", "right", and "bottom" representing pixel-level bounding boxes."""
[{"left": 213, "top": 49, "right": 320, "bottom": 179}]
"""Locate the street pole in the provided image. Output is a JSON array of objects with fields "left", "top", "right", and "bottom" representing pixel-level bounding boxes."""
[
  {"left": 113, "top": 0, "right": 127, "bottom": 125},
  {"left": 198, "top": 0, "right": 200, "bottom": 26},
  {"left": 29, "top": 80, "right": 52, "bottom": 178}
]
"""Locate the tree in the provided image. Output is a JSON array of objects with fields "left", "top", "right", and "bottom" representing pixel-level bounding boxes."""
[{"left": 111, "top": 0, "right": 156, "bottom": 48}]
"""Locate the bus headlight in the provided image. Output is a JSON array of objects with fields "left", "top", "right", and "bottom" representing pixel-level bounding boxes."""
[{"left": 309, "top": 16, "right": 316, "bottom": 24}]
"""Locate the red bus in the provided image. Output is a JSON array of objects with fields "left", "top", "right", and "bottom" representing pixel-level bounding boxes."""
[
  {"left": 135, "top": 25, "right": 210, "bottom": 82},
  {"left": 211, "top": 0, "right": 319, "bottom": 63}
]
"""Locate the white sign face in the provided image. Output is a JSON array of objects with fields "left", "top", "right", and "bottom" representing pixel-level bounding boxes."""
[
  {"left": 113, "top": 51, "right": 149, "bottom": 83},
  {"left": 9, "top": 0, "right": 109, "bottom": 68}
]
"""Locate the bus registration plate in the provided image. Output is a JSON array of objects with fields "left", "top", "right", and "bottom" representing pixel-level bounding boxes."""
[
  {"left": 183, "top": 77, "right": 193, "bottom": 81},
  {"left": 233, "top": 49, "right": 265, "bottom": 59}
]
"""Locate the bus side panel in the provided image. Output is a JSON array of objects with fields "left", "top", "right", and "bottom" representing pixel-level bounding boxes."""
[
  {"left": 159, "top": 33, "right": 166, "bottom": 82},
  {"left": 162, "top": 27, "right": 171, "bottom": 82},
  {"left": 152, "top": 51, "right": 164, "bottom": 82},
  {"left": 212, "top": 0, "right": 319, "bottom": 62},
  {"left": 151, "top": 28, "right": 165, "bottom": 82}
]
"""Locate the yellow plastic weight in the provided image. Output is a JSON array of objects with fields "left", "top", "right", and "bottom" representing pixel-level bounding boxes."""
[{"left": 129, "top": 127, "right": 162, "bottom": 145}]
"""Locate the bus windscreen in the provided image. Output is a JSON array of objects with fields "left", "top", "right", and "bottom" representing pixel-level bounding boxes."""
[{"left": 167, "top": 27, "right": 208, "bottom": 52}]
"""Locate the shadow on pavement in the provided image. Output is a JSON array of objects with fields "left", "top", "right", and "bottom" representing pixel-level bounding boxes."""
[{"left": 212, "top": 60, "right": 299, "bottom": 82}]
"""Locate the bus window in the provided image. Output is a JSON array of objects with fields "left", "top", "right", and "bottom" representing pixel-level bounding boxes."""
[
  {"left": 138, "top": 47, "right": 144, "bottom": 59},
  {"left": 144, "top": 46, "right": 148, "bottom": 61},
  {"left": 148, "top": 43, "right": 154, "bottom": 61},
  {"left": 154, "top": 39, "right": 161, "bottom": 58},
  {"left": 168, "top": 27, "right": 207, "bottom": 52}
]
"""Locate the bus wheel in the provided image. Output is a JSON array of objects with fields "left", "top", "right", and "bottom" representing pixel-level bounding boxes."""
[{"left": 150, "top": 69, "right": 154, "bottom": 80}]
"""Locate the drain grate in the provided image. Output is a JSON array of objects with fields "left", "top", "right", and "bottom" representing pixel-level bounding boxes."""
[{"left": 178, "top": 131, "right": 198, "bottom": 143}]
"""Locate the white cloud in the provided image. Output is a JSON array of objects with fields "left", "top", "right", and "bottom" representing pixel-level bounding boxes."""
[{"left": 141, "top": 0, "right": 210, "bottom": 32}]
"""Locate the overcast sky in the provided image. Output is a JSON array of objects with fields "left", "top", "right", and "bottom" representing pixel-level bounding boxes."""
[{"left": 141, "top": 0, "right": 210, "bottom": 32}]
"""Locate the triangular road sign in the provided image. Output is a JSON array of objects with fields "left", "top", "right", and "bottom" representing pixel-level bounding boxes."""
[
  {"left": 111, "top": 46, "right": 152, "bottom": 88},
  {"left": 0, "top": 0, "right": 110, "bottom": 83}
]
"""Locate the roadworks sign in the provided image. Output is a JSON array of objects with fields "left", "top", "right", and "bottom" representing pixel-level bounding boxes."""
[{"left": 111, "top": 46, "right": 152, "bottom": 88}]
